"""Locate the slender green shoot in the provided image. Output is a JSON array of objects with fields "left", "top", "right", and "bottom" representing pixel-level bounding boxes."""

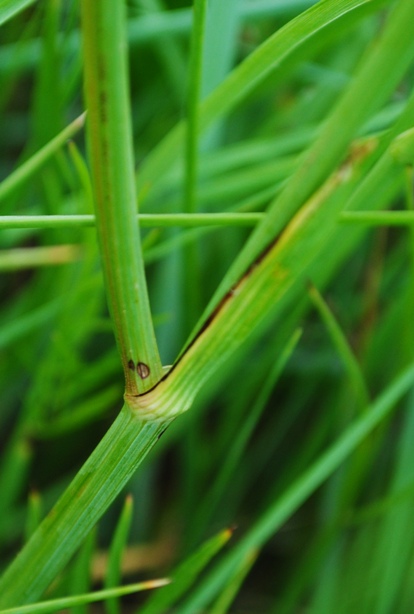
[
  {"left": 308, "top": 282, "right": 370, "bottom": 410},
  {"left": 139, "top": 528, "right": 233, "bottom": 614},
  {"left": 0, "top": 114, "right": 85, "bottom": 203},
  {"left": 81, "top": 0, "right": 162, "bottom": 392},
  {"left": 185, "top": 0, "right": 207, "bottom": 215},
  {"left": 0, "top": 580, "right": 171, "bottom": 614},
  {"left": 0, "top": 212, "right": 264, "bottom": 229},
  {"left": 104, "top": 495, "right": 134, "bottom": 614}
]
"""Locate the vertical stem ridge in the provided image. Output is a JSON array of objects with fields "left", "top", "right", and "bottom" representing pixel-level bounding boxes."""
[{"left": 81, "top": 0, "right": 163, "bottom": 393}]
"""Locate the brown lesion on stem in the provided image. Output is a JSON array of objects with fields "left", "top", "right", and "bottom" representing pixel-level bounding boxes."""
[
  {"left": 126, "top": 231, "right": 281, "bottom": 404},
  {"left": 137, "top": 362, "right": 150, "bottom": 379},
  {"left": 127, "top": 135, "right": 379, "bottom": 410}
]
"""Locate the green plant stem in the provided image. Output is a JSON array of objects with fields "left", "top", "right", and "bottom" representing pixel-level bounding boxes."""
[
  {"left": 81, "top": 0, "right": 162, "bottom": 393},
  {"left": 0, "top": 580, "right": 170, "bottom": 614},
  {"left": 126, "top": 139, "right": 376, "bottom": 420},
  {"left": 341, "top": 211, "right": 414, "bottom": 225},
  {"left": 308, "top": 283, "right": 370, "bottom": 410},
  {"left": 0, "top": 213, "right": 264, "bottom": 229},
  {"left": 185, "top": 0, "right": 207, "bottom": 216},
  {"left": 104, "top": 495, "right": 133, "bottom": 614},
  {"left": 183, "top": 0, "right": 208, "bottom": 329},
  {"left": 0, "top": 407, "right": 171, "bottom": 608}
]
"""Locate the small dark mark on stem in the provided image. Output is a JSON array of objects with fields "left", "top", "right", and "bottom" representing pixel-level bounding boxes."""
[
  {"left": 189, "top": 234, "right": 278, "bottom": 342},
  {"left": 157, "top": 427, "right": 168, "bottom": 440},
  {"left": 130, "top": 234, "right": 281, "bottom": 401},
  {"left": 137, "top": 362, "right": 150, "bottom": 379},
  {"left": 128, "top": 359, "right": 135, "bottom": 370}
]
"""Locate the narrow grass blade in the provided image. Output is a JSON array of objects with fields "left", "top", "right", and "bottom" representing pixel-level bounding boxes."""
[
  {"left": 68, "top": 530, "right": 96, "bottom": 614},
  {"left": 178, "top": 362, "right": 414, "bottom": 612},
  {"left": 369, "top": 388, "right": 414, "bottom": 613},
  {"left": 308, "top": 282, "right": 370, "bottom": 410},
  {"left": 104, "top": 495, "right": 134, "bottom": 614},
  {"left": 0, "top": 114, "right": 85, "bottom": 204},
  {"left": 24, "top": 491, "right": 42, "bottom": 542},
  {"left": 185, "top": 0, "right": 207, "bottom": 215},
  {"left": 0, "top": 212, "right": 264, "bottom": 230},
  {"left": 0, "top": 580, "right": 171, "bottom": 614},
  {"left": 0, "top": 301, "right": 60, "bottom": 351},
  {"left": 0, "top": 245, "right": 80, "bottom": 271},
  {"left": 200, "top": 0, "right": 239, "bottom": 148},
  {"left": 138, "top": 528, "right": 233, "bottom": 614},
  {"left": 137, "top": 0, "right": 387, "bottom": 195},
  {"left": 209, "top": 549, "right": 258, "bottom": 614},
  {"left": 183, "top": 0, "right": 208, "bottom": 328},
  {"left": 67, "top": 140, "right": 94, "bottom": 212},
  {"left": 189, "top": 329, "right": 302, "bottom": 545},
  {"left": 0, "top": 0, "right": 36, "bottom": 27},
  {"left": 35, "top": 385, "right": 122, "bottom": 438}
]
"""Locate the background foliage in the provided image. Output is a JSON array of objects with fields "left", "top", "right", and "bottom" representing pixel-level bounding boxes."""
[{"left": 1, "top": 0, "right": 414, "bottom": 612}]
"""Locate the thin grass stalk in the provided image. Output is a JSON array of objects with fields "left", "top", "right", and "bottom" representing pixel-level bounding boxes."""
[
  {"left": 185, "top": 0, "right": 207, "bottom": 217},
  {"left": 0, "top": 113, "right": 85, "bottom": 203},
  {"left": 81, "top": 0, "right": 162, "bottom": 393},
  {"left": 183, "top": 0, "right": 208, "bottom": 328},
  {"left": 308, "top": 283, "right": 370, "bottom": 410},
  {"left": 0, "top": 213, "right": 264, "bottom": 229}
]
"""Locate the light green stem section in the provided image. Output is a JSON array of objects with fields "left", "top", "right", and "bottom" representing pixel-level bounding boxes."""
[
  {"left": 341, "top": 211, "right": 414, "bottom": 225},
  {"left": 0, "top": 581, "right": 170, "bottom": 614},
  {"left": 126, "top": 140, "right": 377, "bottom": 420},
  {"left": 0, "top": 212, "right": 263, "bottom": 229},
  {"left": 185, "top": 0, "right": 207, "bottom": 215},
  {"left": 184, "top": 0, "right": 208, "bottom": 327},
  {"left": 0, "top": 407, "right": 170, "bottom": 608},
  {"left": 81, "top": 0, "right": 162, "bottom": 393}
]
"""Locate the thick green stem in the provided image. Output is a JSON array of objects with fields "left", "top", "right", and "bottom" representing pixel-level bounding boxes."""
[
  {"left": 81, "top": 0, "right": 162, "bottom": 393},
  {"left": 0, "top": 407, "right": 170, "bottom": 607},
  {"left": 126, "top": 139, "right": 378, "bottom": 420}
]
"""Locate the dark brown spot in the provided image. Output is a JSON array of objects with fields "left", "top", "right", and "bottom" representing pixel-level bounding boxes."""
[
  {"left": 137, "top": 362, "right": 150, "bottom": 379},
  {"left": 134, "top": 234, "right": 282, "bottom": 399},
  {"left": 128, "top": 359, "right": 135, "bottom": 370}
]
